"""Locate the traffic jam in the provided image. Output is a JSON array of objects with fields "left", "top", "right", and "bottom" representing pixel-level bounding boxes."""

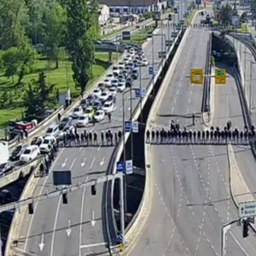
[{"left": 0, "top": 45, "right": 148, "bottom": 177}]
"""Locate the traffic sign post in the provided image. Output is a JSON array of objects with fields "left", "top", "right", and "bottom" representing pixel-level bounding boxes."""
[
  {"left": 132, "top": 121, "right": 139, "bottom": 133},
  {"left": 190, "top": 69, "right": 204, "bottom": 84},
  {"left": 122, "top": 31, "right": 131, "bottom": 41},
  {"left": 125, "top": 121, "right": 130, "bottom": 132},
  {"left": 215, "top": 68, "right": 226, "bottom": 84},
  {"left": 125, "top": 160, "right": 133, "bottom": 174},
  {"left": 117, "top": 161, "right": 125, "bottom": 173},
  {"left": 238, "top": 201, "right": 256, "bottom": 218},
  {"left": 149, "top": 66, "right": 156, "bottom": 76}
]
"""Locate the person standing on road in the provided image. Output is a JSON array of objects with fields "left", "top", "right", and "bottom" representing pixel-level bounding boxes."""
[
  {"left": 151, "top": 130, "right": 155, "bottom": 143},
  {"left": 89, "top": 132, "right": 92, "bottom": 145},
  {"left": 94, "top": 132, "right": 98, "bottom": 145},
  {"left": 101, "top": 131, "right": 104, "bottom": 145},
  {"left": 108, "top": 113, "right": 111, "bottom": 122},
  {"left": 192, "top": 112, "right": 195, "bottom": 126},
  {"left": 115, "top": 132, "right": 118, "bottom": 145},
  {"left": 156, "top": 130, "right": 159, "bottom": 144},
  {"left": 81, "top": 133, "right": 84, "bottom": 146}
]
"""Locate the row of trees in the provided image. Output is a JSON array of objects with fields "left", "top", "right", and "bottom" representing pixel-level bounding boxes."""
[{"left": 0, "top": 0, "right": 99, "bottom": 120}]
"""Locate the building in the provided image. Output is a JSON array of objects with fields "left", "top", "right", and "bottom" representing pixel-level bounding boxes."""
[
  {"left": 98, "top": 4, "right": 110, "bottom": 25},
  {"left": 99, "top": 0, "right": 167, "bottom": 16}
]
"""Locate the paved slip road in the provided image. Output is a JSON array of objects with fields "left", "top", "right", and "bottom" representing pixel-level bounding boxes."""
[
  {"left": 129, "top": 14, "right": 256, "bottom": 256},
  {"left": 15, "top": 18, "right": 177, "bottom": 256}
]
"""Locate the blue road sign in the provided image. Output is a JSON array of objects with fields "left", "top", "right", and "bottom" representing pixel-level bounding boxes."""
[
  {"left": 117, "top": 161, "right": 125, "bottom": 173},
  {"left": 117, "top": 233, "right": 124, "bottom": 243},
  {"left": 135, "top": 89, "right": 140, "bottom": 98},
  {"left": 135, "top": 88, "right": 146, "bottom": 98},
  {"left": 141, "top": 88, "right": 146, "bottom": 98},
  {"left": 149, "top": 66, "right": 156, "bottom": 76},
  {"left": 125, "top": 121, "right": 131, "bottom": 132}
]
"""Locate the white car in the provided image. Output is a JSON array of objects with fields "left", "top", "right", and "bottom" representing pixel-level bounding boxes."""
[
  {"left": 94, "top": 110, "right": 105, "bottom": 122},
  {"left": 118, "top": 62, "right": 125, "bottom": 69},
  {"left": 20, "top": 145, "right": 40, "bottom": 163},
  {"left": 111, "top": 79, "right": 119, "bottom": 87},
  {"left": 99, "top": 91, "right": 110, "bottom": 102},
  {"left": 123, "top": 57, "right": 130, "bottom": 63},
  {"left": 102, "top": 101, "right": 114, "bottom": 113},
  {"left": 103, "top": 78, "right": 112, "bottom": 87},
  {"left": 141, "top": 58, "right": 148, "bottom": 66},
  {"left": 112, "top": 66, "right": 120, "bottom": 76},
  {"left": 92, "top": 88, "right": 102, "bottom": 98},
  {"left": 106, "top": 73, "right": 114, "bottom": 80},
  {"left": 72, "top": 106, "right": 83, "bottom": 118},
  {"left": 117, "top": 81, "right": 126, "bottom": 92},
  {"left": 40, "top": 136, "right": 56, "bottom": 153},
  {"left": 76, "top": 114, "right": 89, "bottom": 127},
  {"left": 109, "top": 87, "right": 117, "bottom": 96}
]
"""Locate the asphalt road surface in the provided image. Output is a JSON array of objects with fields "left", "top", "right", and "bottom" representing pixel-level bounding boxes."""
[
  {"left": 16, "top": 16, "right": 178, "bottom": 256},
  {"left": 129, "top": 13, "right": 256, "bottom": 256}
]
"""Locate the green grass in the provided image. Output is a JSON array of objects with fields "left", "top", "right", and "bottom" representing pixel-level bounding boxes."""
[{"left": 0, "top": 52, "right": 116, "bottom": 127}]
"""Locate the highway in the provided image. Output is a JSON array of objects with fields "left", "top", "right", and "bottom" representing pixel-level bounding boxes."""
[
  {"left": 14, "top": 14, "right": 177, "bottom": 256},
  {"left": 129, "top": 12, "right": 256, "bottom": 256}
]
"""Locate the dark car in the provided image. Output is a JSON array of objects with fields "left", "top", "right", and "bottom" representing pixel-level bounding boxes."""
[
  {"left": 10, "top": 144, "right": 29, "bottom": 161},
  {"left": 126, "top": 77, "right": 133, "bottom": 88},
  {"left": 0, "top": 162, "right": 15, "bottom": 176},
  {"left": 87, "top": 94, "right": 98, "bottom": 104},
  {"left": 80, "top": 99, "right": 88, "bottom": 109},
  {"left": 106, "top": 94, "right": 116, "bottom": 104},
  {"left": 59, "top": 116, "right": 72, "bottom": 130},
  {"left": 93, "top": 100, "right": 102, "bottom": 111},
  {"left": 131, "top": 69, "right": 138, "bottom": 80},
  {"left": 0, "top": 189, "right": 13, "bottom": 204}
]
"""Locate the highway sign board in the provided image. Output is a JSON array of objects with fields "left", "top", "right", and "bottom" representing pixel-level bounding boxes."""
[
  {"left": 153, "top": 11, "right": 161, "bottom": 21},
  {"left": 239, "top": 201, "right": 256, "bottom": 218},
  {"left": 132, "top": 121, "right": 139, "bottom": 133},
  {"left": 125, "top": 160, "right": 133, "bottom": 174},
  {"left": 232, "top": 15, "right": 239, "bottom": 27},
  {"left": 117, "top": 161, "right": 125, "bottom": 173},
  {"left": 135, "top": 89, "right": 140, "bottom": 98},
  {"left": 215, "top": 68, "right": 226, "bottom": 84},
  {"left": 149, "top": 66, "right": 156, "bottom": 76},
  {"left": 190, "top": 69, "right": 204, "bottom": 84},
  {"left": 122, "top": 31, "right": 131, "bottom": 41},
  {"left": 135, "top": 88, "right": 146, "bottom": 98},
  {"left": 53, "top": 170, "right": 72, "bottom": 186},
  {"left": 158, "top": 51, "right": 167, "bottom": 58},
  {"left": 125, "top": 121, "right": 130, "bottom": 132}
]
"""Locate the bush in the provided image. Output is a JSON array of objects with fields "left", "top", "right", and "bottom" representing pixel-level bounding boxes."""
[{"left": 144, "top": 12, "right": 153, "bottom": 20}]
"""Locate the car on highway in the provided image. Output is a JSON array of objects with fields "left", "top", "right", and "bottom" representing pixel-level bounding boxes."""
[
  {"left": 113, "top": 66, "right": 120, "bottom": 76},
  {"left": 102, "top": 101, "right": 114, "bottom": 113},
  {"left": 87, "top": 94, "right": 98, "bottom": 104},
  {"left": 84, "top": 106, "right": 95, "bottom": 120},
  {"left": 94, "top": 110, "right": 105, "bottom": 122},
  {"left": 98, "top": 82, "right": 105, "bottom": 90},
  {"left": 10, "top": 144, "right": 29, "bottom": 161},
  {"left": 131, "top": 69, "right": 138, "bottom": 80},
  {"left": 111, "top": 78, "right": 119, "bottom": 87},
  {"left": 99, "top": 91, "right": 110, "bottom": 102},
  {"left": 122, "top": 69, "right": 129, "bottom": 78},
  {"left": 106, "top": 94, "right": 116, "bottom": 104},
  {"left": 93, "top": 100, "right": 102, "bottom": 111},
  {"left": 109, "top": 87, "right": 117, "bottom": 96},
  {"left": 140, "top": 58, "right": 148, "bottom": 66},
  {"left": 45, "top": 123, "right": 59, "bottom": 137},
  {"left": 104, "top": 78, "right": 112, "bottom": 87},
  {"left": 58, "top": 125, "right": 75, "bottom": 138},
  {"left": 40, "top": 136, "right": 56, "bottom": 153},
  {"left": 126, "top": 77, "right": 133, "bottom": 87},
  {"left": 72, "top": 106, "right": 83, "bottom": 118},
  {"left": 0, "top": 162, "right": 16, "bottom": 176},
  {"left": 71, "top": 115, "right": 80, "bottom": 126},
  {"left": 20, "top": 145, "right": 40, "bottom": 163},
  {"left": 76, "top": 114, "right": 89, "bottom": 127},
  {"left": 92, "top": 88, "right": 102, "bottom": 98},
  {"left": 118, "top": 74, "right": 125, "bottom": 81},
  {"left": 59, "top": 116, "right": 73, "bottom": 130},
  {"left": 126, "top": 62, "right": 134, "bottom": 70},
  {"left": 80, "top": 99, "right": 88, "bottom": 109},
  {"left": 118, "top": 62, "right": 125, "bottom": 69},
  {"left": 117, "top": 81, "right": 126, "bottom": 92},
  {"left": 106, "top": 73, "right": 114, "bottom": 80},
  {"left": 31, "top": 136, "right": 44, "bottom": 147}
]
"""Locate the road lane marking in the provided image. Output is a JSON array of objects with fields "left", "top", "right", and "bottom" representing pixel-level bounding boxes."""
[
  {"left": 24, "top": 149, "right": 64, "bottom": 251},
  {"left": 70, "top": 158, "right": 77, "bottom": 169},
  {"left": 100, "top": 157, "right": 105, "bottom": 166},
  {"left": 176, "top": 89, "right": 179, "bottom": 95},
  {"left": 90, "top": 157, "right": 95, "bottom": 169},
  {"left": 188, "top": 98, "right": 191, "bottom": 104},
  {"left": 50, "top": 195, "right": 62, "bottom": 256},
  {"left": 81, "top": 158, "right": 86, "bottom": 167},
  {"left": 174, "top": 97, "right": 177, "bottom": 104},
  {"left": 80, "top": 242, "right": 107, "bottom": 249},
  {"left": 62, "top": 158, "right": 67, "bottom": 168},
  {"left": 230, "top": 232, "right": 250, "bottom": 256},
  {"left": 79, "top": 147, "right": 83, "bottom": 152},
  {"left": 171, "top": 107, "right": 174, "bottom": 114},
  {"left": 97, "top": 144, "right": 101, "bottom": 151}
]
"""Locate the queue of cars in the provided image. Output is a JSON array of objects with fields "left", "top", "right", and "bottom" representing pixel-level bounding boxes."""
[{"left": 0, "top": 46, "right": 148, "bottom": 178}]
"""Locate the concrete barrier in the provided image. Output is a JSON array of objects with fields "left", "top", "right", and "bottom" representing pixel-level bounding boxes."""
[
  {"left": 0, "top": 159, "right": 41, "bottom": 189},
  {"left": 5, "top": 160, "right": 42, "bottom": 256}
]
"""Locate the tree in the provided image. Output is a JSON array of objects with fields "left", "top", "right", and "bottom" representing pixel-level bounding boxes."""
[
  {"left": 65, "top": 0, "right": 95, "bottom": 94},
  {"left": 219, "top": 3, "right": 238, "bottom": 26},
  {"left": 2, "top": 42, "right": 37, "bottom": 84},
  {"left": 0, "top": 0, "right": 29, "bottom": 49},
  {"left": 43, "top": 2, "right": 66, "bottom": 69},
  {"left": 23, "top": 71, "right": 55, "bottom": 120}
]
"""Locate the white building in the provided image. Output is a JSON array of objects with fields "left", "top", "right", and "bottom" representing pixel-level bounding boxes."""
[
  {"left": 98, "top": 4, "right": 110, "bottom": 25},
  {"left": 99, "top": 0, "right": 167, "bottom": 16}
]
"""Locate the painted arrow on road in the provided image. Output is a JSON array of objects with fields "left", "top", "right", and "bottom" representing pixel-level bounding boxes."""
[
  {"left": 38, "top": 233, "right": 45, "bottom": 251},
  {"left": 81, "top": 158, "right": 86, "bottom": 167},
  {"left": 100, "top": 157, "right": 105, "bottom": 166},
  {"left": 91, "top": 211, "right": 96, "bottom": 227},
  {"left": 62, "top": 158, "right": 67, "bottom": 168},
  {"left": 66, "top": 219, "right": 72, "bottom": 237}
]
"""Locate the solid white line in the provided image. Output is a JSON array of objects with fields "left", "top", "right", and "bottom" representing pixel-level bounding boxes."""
[
  {"left": 176, "top": 89, "right": 180, "bottom": 95},
  {"left": 90, "top": 157, "right": 95, "bottom": 170},
  {"left": 79, "top": 176, "right": 89, "bottom": 256},
  {"left": 174, "top": 97, "right": 177, "bottom": 104},
  {"left": 70, "top": 158, "right": 77, "bottom": 169},
  {"left": 50, "top": 196, "right": 62, "bottom": 256},
  {"left": 97, "top": 144, "right": 101, "bottom": 151},
  {"left": 24, "top": 149, "right": 64, "bottom": 251},
  {"left": 171, "top": 107, "right": 174, "bottom": 114},
  {"left": 80, "top": 242, "right": 107, "bottom": 249},
  {"left": 230, "top": 232, "right": 250, "bottom": 256},
  {"left": 187, "top": 108, "right": 189, "bottom": 114}
]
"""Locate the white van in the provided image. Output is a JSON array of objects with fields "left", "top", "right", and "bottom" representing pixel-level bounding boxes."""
[{"left": 20, "top": 145, "right": 40, "bottom": 163}]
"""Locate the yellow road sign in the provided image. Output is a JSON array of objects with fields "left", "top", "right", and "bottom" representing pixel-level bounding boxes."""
[
  {"left": 215, "top": 68, "right": 226, "bottom": 84},
  {"left": 190, "top": 69, "right": 204, "bottom": 84}
]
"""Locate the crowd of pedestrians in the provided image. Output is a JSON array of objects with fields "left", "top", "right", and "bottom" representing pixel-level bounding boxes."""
[
  {"left": 146, "top": 121, "right": 256, "bottom": 145},
  {"left": 59, "top": 129, "right": 123, "bottom": 148}
]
